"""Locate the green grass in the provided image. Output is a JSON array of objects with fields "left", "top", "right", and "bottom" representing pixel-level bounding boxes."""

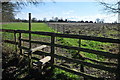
[
  {"left": 52, "top": 68, "right": 80, "bottom": 80},
  {"left": 2, "top": 23, "right": 54, "bottom": 32},
  {"left": 2, "top": 23, "right": 54, "bottom": 38},
  {"left": 2, "top": 22, "right": 111, "bottom": 60},
  {"left": 2, "top": 22, "right": 114, "bottom": 79}
]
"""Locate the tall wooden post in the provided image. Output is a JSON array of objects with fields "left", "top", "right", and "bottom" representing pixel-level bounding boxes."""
[
  {"left": 51, "top": 34, "right": 55, "bottom": 69},
  {"left": 28, "top": 13, "right": 32, "bottom": 71}
]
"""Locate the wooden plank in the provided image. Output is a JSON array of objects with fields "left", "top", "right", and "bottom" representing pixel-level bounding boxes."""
[
  {"left": 31, "top": 45, "right": 47, "bottom": 53},
  {"left": 1, "top": 29, "right": 120, "bottom": 44},
  {"left": 40, "top": 56, "right": 51, "bottom": 65},
  {"left": 54, "top": 65, "right": 104, "bottom": 80},
  {"left": 20, "top": 46, "right": 29, "bottom": 51},
  {"left": 33, "top": 56, "right": 51, "bottom": 66},
  {"left": 84, "top": 57, "right": 117, "bottom": 66},
  {"left": 20, "top": 39, "right": 118, "bottom": 59},
  {"left": 3, "top": 40, "right": 18, "bottom": 45},
  {"left": 33, "top": 51, "right": 117, "bottom": 73},
  {"left": 54, "top": 44, "right": 118, "bottom": 59},
  {"left": 4, "top": 38, "right": 118, "bottom": 59},
  {"left": 21, "top": 39, "right": 50, "bottom": 45}
]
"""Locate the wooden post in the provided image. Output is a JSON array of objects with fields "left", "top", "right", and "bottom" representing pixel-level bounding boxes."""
[
  {"left": 78, "top": 31, "right": 86, "bottom": 80},
  {"left": 14, "top": 31, "right": 17, "bottom": 54},
  {"left": 18, "top": 33, "right": 22, "bottom": 55},
  {"left": 28, "top": 13, "right": 32, "bottom": 71},
  {"left": 51, "top": 34, "right": 55, "bottom": 69}
]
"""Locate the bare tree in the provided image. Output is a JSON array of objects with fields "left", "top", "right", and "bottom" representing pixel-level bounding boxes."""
[
  {"left": 98, "top": 0, "right": 120, "bottom": 13},
  {"left": 1, "top": 0, "right": 44, "bottom": 22}
]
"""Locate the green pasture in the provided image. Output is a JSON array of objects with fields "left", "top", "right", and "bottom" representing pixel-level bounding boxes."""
[
  {"left": 2, "top": 22, "right": 116, "bottom": 79},
  {"left": 2, "top": 22, "right": 112, "bottom": 60},
  {"left": 2, "top": 23, "right": 54, "bottom": 32}
]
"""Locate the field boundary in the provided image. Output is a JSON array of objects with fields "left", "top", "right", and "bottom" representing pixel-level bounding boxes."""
[{"left": 1, "top": 29, "right": 120, "bottom": 80}]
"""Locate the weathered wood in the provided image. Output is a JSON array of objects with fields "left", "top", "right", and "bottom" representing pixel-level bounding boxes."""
[
  {"left": 14, "top": 32, "right": 17, "bottom": 53},
  {"left": 50, "top": 35, "right": 55, "bottom": 69},
  {"left": 40, "top": 56, "right": 51, "bottom": 65},
  {"left": 1, "top": 29, "right": 120, "bottom": 44},
  {"left": 31, "top": 45, "right": 47, "bottom": 53},
  {"left": 54, "top": 44, "right": 118, "bottom": 59},
  {"left": 78, "top": 31, "right": 85, "bottom": 74},
  {"left": 84, "top": 57, "right": 117, "bottom": 66},
  {"left": 18, "top": 33, "right": 22, "bottom": 55},
  {"left": 19, "top": 46, "right": 29, "bottom": 51},
  {"left": 33, "top": 56, "right": 51, "bottom": 66},
  {"left": 33, "top": 56, "right": 51, "bottom": 73},
  {"left": 33, "top": 51, "right": 117, "bottom": 73},
  {"left": 3, "top": 40, "right": 18, "bottom": 45},
  {"left": 54, "top": 65, "right": 104, "bottom": 80},
  {"left": 28, "top": 13, "right": 32, "bottom": 70},
  {"left": 1, "top": 29, "right": 120, "bottom": 79},
  {"left": 20, "top": 39, "right": 118, "bottom": 59}
]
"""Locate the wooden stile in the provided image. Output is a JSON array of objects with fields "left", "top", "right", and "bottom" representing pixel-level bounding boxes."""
[{"left": 31, "top": 45, "right": 47, "bottom": 53}]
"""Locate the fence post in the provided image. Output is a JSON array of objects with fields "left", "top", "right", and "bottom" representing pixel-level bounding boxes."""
[
  {"left": 51, "top": 34, "right": 55, "bottom": 69},
  {"left": 18, "top": 33, "right": 22, "bottom": 55},
  {"left": 14, "top": 31, "right": 17, "bottom": 54},
  {"left": 28, "top": 13, "right": 32, "bottom": 72},
  {"left": 78, "top": 31, "right": 87, "bottom": 80}
]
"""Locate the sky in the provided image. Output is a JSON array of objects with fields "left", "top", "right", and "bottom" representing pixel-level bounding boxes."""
[{"left": 15, "top": 1, "right": 118, "bottom": 23}]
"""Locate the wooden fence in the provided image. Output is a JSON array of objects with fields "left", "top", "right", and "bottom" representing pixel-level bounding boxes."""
[{"left": 1, "top": 29, "right": 120, "bottom": 80}]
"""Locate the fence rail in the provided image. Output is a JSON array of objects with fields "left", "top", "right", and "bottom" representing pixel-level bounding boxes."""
[{"left": 1, "top": 29, "right": 120, "bottom": 80}]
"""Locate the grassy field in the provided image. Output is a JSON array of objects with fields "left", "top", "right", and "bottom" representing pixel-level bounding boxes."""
[
  {"left": 2, "top": 22, "right": 118, "bottom": 60},
  {"left": 2, "top": 22, "right": 118, "bottom": 79},
  {"left": 2, "top": 23, "right": 54, "bottom": 32}
]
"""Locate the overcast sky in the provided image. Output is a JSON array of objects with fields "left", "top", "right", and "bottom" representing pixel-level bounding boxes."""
[{"left": 15, "top": 1, "right": 118, "bottom": 23}]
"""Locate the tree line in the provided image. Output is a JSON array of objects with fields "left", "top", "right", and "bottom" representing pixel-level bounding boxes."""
[{"left": 15, "top": 17, "right": 105, "bottom": 23}]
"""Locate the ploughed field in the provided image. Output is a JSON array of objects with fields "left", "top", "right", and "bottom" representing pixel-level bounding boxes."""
[{"left": 47, "top": 22, "right": 120, "bottom": 39}]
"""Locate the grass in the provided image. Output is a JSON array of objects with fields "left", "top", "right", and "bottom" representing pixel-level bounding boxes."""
[
  {"left": 52, "top": 68, "right": 80, "bottom": 80},
  {"left": 2, "top": 23, "right": 54, "bottom": 32},
  {"left": 2, "top": 22, "right": 115, "bottom": 79},
  {"left": 2, "top": 22, "right": 113, "bottom": 60},
  {"left": 2, "top": 22, "right": 112, "bottom": 60},
  {"left": 2, "top": 23, "right": 54, "bottom": 38}
]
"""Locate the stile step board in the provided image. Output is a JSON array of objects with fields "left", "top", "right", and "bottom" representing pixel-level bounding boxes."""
[
  {"left": 33, "top": 56, "right": 51, "bottom": 66},
  {"left": 31, "top": 45, "right": 47, "bottom": 53},
  {"left": 40, "top": 56, "right": 51, "bottom": 65}
]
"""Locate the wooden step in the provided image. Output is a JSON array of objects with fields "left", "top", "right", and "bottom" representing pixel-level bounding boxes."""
[
  {"left": 33, "top": 56, "right": 51, "bottom": 66},
  {"left": 31, "top": 45, "right": 47, "bottom": 53}
]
